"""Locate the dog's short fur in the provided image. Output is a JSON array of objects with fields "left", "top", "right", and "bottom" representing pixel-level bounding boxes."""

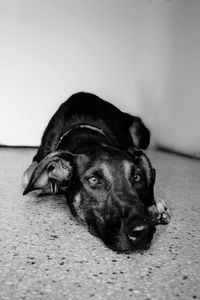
[{"left": 22, "top": 92, "right": 170, "bottom": 252}]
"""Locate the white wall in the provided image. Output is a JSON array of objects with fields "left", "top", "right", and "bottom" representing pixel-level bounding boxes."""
[
  {"left": 0, "top": 0, "right": 143, "bottom": 145},
  {"left": 0, "top": 0, "right": 200, "bottom": 156},
  {"left": 139, "top": 0, "right": 200, "bottom": 156}
]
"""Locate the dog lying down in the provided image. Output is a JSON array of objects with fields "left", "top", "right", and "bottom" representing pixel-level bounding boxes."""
[{"left": 22, "top": 92, "right": 170, "bottom": 252}]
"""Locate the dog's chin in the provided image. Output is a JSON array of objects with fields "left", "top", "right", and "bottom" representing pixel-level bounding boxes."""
[
  {"left": 100, "top": 220, "right": 156, "bottom": 253},
  {"left": 128, "top": 237, "right": 153, "bottom": 251},
  {"left": 98, "top": 229, "right": 155, "bottom": 253},
  {"left": 104, "top": 239, "right": 153, "bottom": 253},
  {"left": 113, "top": 236, "right": 154, "bottom": 253}
]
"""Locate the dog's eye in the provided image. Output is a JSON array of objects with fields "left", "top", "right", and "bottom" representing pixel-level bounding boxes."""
[
  {"left": 87, "top": 176, "right": 99, "bottom": 185},
  {"left": 133, "top": 174, "right": 141, "bottom": 182}
]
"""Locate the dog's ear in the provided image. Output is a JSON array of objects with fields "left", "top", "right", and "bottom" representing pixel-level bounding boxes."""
[
  {"left": 22, "top": 161, "right": 39, "bottom": 190},
  {"left": 127, "top": 147, "right": 156, "bottom": 187},
  {"left": 23, "top": 151, "right": 75, "bottom": 195},
  {"left": 127, "top": 147, "right": 156, "bottom": 207}
]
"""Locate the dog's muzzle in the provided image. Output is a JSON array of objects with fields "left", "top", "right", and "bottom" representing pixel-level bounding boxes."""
[
  {"left": 122, "top": 214, "right": 156, "bottom": 250},
  {"left": 97, "top": 214, "right": 156, "bottom": 252}
]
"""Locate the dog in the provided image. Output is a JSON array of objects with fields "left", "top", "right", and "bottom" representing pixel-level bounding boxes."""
[{"left": 22, "top": 92, "right": 170, "bottom": 252}]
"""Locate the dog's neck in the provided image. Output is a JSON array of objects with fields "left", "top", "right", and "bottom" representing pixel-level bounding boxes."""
[{"left": 56, "top": 124, "right": 114, "bottom": 153}]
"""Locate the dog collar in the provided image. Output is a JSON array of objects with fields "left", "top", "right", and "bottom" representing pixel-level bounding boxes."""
[{"left": 56, "top": 124, "right": 108, "bottom": 149}]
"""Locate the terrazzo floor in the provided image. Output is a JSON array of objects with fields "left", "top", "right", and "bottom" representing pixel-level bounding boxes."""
[{"left": 0, "top": 147, "right": 200, "bottom": 300}]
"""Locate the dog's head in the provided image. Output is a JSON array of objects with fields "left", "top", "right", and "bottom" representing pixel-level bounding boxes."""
[{"left": 22, "top": 146, "right": 156, "bottom": 252}]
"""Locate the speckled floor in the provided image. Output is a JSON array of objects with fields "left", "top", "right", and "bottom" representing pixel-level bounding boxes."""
[{"left": 0, "top": 148, "right": 200, "bottom": 300}]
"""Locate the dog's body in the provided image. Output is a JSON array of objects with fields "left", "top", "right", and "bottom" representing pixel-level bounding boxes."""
[{"left": 23, "top": 92, "right": 170, "bottom": 252}]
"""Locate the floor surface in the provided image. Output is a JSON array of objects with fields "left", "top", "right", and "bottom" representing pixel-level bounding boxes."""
[{"left": 0, "top": 148, "right": 200, "bottom": 300}]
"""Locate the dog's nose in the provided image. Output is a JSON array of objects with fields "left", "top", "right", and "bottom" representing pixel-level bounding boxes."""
[
  {"left": 128, "top": 223, "right": 156, "bottom": 249},
  {"left": 129, "top": 224, "right": 148, "bottom": 240},
  {"left": 96, "top": 214, "right": 156, "bottom": 253},
  {"left": 124, "top": 215, "right": 156, "bottom": 250}
]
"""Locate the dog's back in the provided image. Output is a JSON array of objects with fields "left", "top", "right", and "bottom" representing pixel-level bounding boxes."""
[{"left": 33, "top": 92, "right": 148, "bottom": 162}]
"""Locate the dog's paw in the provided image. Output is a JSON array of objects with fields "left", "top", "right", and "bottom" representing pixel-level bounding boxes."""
[{"left": 148, "top": 197, "right": 170, "bottom": 224}]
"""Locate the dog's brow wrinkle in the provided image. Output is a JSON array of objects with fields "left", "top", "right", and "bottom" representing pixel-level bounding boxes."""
[
  {"left": 74, "top": 193, "right": 81, "bottom": 204},
  {"left": 123, "top": 160, "right": 131, "bottom": 178},
  {"left": 140, "top": 156, "right": 151, "bottom": 183},
  {"left": 100, "top": 163, "right": 113, "bottom": 183}
]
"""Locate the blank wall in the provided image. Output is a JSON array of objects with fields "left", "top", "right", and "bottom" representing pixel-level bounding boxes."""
[{"left": 0, "top": 0, "right": 200, "bottom": 156}]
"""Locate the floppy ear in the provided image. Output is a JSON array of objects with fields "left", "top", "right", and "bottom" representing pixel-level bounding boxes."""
[
  {"left": 23, "top": 151, "right": 75, "bottom": 195},
  {"left": 22, "top": 161, "right": 39, "bottom": 190},
  {"left": 127, "top": 147, "right": 156, "bottom": 187},
  {"left": 127, "top": 147, "right": 156, "bottom": 207}
]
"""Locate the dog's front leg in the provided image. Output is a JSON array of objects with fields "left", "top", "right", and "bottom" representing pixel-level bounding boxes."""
[{"left": 148, "top": 196, "right": 170, "bottom": 224}]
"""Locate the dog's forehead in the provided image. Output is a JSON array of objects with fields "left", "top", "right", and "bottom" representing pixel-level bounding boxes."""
[
  {"left": 97, "top": 147, "right": 131, "bottom": 160},
  {"left": 91, "top": 149, "right": 132, "bottom": 166},
  {"left": 82, "top": 152, "right": 134, "bottom": 175},
  {"left": 75, "top": 147, "right": 135, "bottom": 176}
]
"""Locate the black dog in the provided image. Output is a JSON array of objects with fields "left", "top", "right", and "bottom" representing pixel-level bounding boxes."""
[{"left": 22, "top": 92, "right": 170, "bottom": 252}]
